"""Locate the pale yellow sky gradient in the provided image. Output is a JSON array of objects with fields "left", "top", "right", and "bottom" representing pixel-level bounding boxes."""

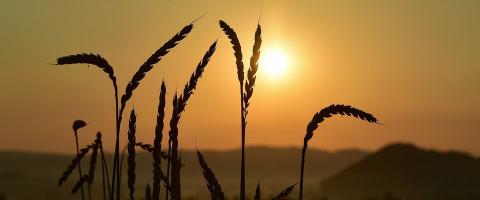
[{"left": 1, "top": 0, "right": 479, "bottom": 154}]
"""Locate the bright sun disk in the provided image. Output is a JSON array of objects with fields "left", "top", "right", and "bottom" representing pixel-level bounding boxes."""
[{"left": 260, "top": 48, "right": 289, "bottom": 78}]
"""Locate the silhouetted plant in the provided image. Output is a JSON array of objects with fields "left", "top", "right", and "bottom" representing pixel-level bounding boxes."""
[
  {"left": 271, "top": 184, "right": 296, "bottom": 200},
  {"left": 58, "top": 144, "right": 93, "bottom": 186},
  {"left": 71, "top": 120, "right": 88, "bottom": 200},
  {"left": 127, "top": 110, "right": 137, "bottom": 200},
  {"left": 99, "top": 132, "right": 110, "bottom": 200},
  {"left": 73, "top": 175, "right": 90, "bottom": 194},
  {"left": 219, "top": 20, "right": 261, "bottom": 200},
  {"left": 153, "top": 81, "right": 167, "bottom": 200},
  {"left": 114, "top": 22, "right": 194, "bottom": 200},
  {"left": 56, "top": 21, "right": 194, "bottom": 200},
  {"left": 166, "top": 40, "right": 217, "bottom": 200},
  {"left": 197, "top": 148, "right": 225, "bottom": 200},
  {"left": 299, "top": 104, "right": 378, "bottom": 200}
]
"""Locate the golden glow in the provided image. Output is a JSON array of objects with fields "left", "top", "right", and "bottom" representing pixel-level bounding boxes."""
[{"left": 260, "top": 48, "right": 289, "bottom": 78}]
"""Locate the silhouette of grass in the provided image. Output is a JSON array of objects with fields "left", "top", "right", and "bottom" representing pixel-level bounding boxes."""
[
  {"left": 219, "top": 20, "right": 262, "bottom": 200},
  {"left": 167, "top": 40, "right": 217, "bottom": 200},
  {"left": 71, "top": 120, "right": 88, "bottom": 200},
  {"left": 153, "top": 81, "right": 166, "bottom": 200},
  {"left": 58, "top": 144, "right": 94, "bottom": 186},
  {"left": 299, "top": 104, "right": 378, "bottom": 200},
  {"left": 127, "top": 110, "right": 137, "bottom": 200},
  {"left": 56, "top": 53, "right": 120, "bottom": 200},
  {"left": 88, "top": 133, "right": 101, "bottom": 184},
  {"left": 197, "top": 149, "right": 225, "bottom": 200},
  {"left": 272, "top": 184, "right": 296, "bottom": 200},
  {"left": 73, "top": 175, "right": 90, "bottom": 194},
  {"left": 113, "top": 22, "right": 194, "bottom": 200}
]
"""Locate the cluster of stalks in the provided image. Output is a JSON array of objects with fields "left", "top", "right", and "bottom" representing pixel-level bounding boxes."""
[{"left": 56, "top": 19, "right": 379, "bottom": 200}]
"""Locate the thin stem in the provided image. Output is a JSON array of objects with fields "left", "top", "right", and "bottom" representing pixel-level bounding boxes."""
[
  {"left": 111, "top": 86, "right": 120, "bottom": 200},
  {"left": 103, "top": 151, "right": 111, "bottom": 198},
  {"left": 101, "top": 153, "right": 107, "bottom": 200},
  {"left": 87, "top": 177, "right": 92, "bottom": 200},
  {"left": 299, "top": 142, "right": 307, "bottom": 200},
  {"left": 74, "top": 132, "right": 86, "bottom": 200},
  {"left": 165, "top": 141, "right": 172, "bottom": 200},
  {"left": 240, "top": 84, "right": 246, "bottom": 200}
]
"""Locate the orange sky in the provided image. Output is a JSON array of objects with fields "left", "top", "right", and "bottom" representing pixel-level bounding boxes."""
[{"left": 1, "top": 0, "right": 479, "bottom": 154}]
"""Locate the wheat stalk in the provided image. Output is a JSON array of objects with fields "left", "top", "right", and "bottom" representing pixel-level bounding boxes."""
[
  {"left": 272, "top": 184, "right": 296, "bottom": 200},
  {"left": 70, "top": 120, "right": 88, "bottom": 200},
  {"left": 196, "top": 149, "right": 225, "bottom": 200},
  {"left": 58, "top": 144, "right": 94, "bottom": 186},
  {"left": 219, "top": 20, "right": 262, "bottom": 200},
  {"left": 56, "top": 53, "right": 119, "bottom": 200},
  {"left": 127, "top": 110, "right": 137, "bottom": 200},
  {"left": 168, "top": 41, "right": 217, "bottom": 200},
  {"left": 112, "top": 23, "right": 194, "bottom": 200},
  {"left": 98, "top": 132, "right": 109, "bottom": 200},
  {"left": 153, "top": 81, "right": 166, "bottom": 200},
  {"left": 299, "top": 104, "right": 378, "bottom": 200}
]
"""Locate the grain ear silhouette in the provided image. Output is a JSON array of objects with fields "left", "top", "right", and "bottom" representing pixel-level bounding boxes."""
[
  {"left": 197, "top": 148, "right": 225, "bottom": 200},
  {"left": 167, "top": 40, "right": 217, "bottom": 200},
  {"left": 127, "top": 109, "right": 137, "bottom": 200},
  {"left": 299, "top": 104, "right": 378, "bottom": 200},
  {"left": 56, "top": 53, "right": 120, "bottom": 200},
  {"left": 219, "top": 20, "right": 262, "bottom": 200},
  {"left": 271, "top": 183, "right": 296, "bottom": 200},
  {"left": 153, "top": 81, "right": 167, "bottom": 200}
]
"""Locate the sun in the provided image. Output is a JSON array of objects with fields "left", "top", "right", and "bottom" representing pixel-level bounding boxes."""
[{"left": 260, "top": 48, "right": 289, "bottom": 78}]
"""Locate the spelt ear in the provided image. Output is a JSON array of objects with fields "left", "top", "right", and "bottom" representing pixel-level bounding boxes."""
[
  {"left": 305, "top": 104, "right": 378, "bottom": 142},
  {"left": 197, "top": 149, "right": 225, "bottom": 200},
  {"left": 58, "top": 144, "right": 94, "bottom": 186},
  {"left": 244, "top": 23, "right": 262, "bottom": 116},
  {"left": 72, "top": 175, "right": 89, "bottom": 194},
  {"left": 272, "top": 183, "right": 296, "bottom": 200},
  {"left": 219, "top": 20, "right": 244, "bottom": 83},
  {"left": 56, "top": 54, "right": 118, "bottom": 91},
  {"left": 127, "top": 110, "right": 137, "bottom": 200},
  {"left": 88, "top": 134, "right": 101, "bottom": 184},
  {"left": 153, "top": 81, "right": 167, "bottom": 200},
  {"left": 120, "top": 23, "right": 193, "bottom": 122}
]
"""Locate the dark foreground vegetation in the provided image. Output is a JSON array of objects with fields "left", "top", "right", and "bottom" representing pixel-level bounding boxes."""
[
  {"left": 2, "top": 143, "right": 480, "bottom": 200},
  {"left": 50, "top": 18, "right": 378, "bottom": 200}
]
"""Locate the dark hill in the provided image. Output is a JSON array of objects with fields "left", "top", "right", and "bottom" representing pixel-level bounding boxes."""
[{"left": 320, "top": 143, "right": 480, "bottom": 200}]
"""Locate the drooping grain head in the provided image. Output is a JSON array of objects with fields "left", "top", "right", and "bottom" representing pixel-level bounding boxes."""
[
  {"left": 305, "top": 104, "right": 378, "bottom": 142},
  {"left": 72, "top": 120, "right": 87, "bottom": 133}
]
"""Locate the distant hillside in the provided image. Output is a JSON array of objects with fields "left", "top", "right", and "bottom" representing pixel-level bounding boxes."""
[
  {"left": 321, "top": 143, "right": 480, "bottom": 200},
  {"left": 0, "top": 146, "right": 367, "bottom": 200}
]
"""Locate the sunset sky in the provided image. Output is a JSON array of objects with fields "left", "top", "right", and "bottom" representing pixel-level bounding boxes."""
[{"left": 1, "top": 0, "right": 479, "bottom": 155}]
